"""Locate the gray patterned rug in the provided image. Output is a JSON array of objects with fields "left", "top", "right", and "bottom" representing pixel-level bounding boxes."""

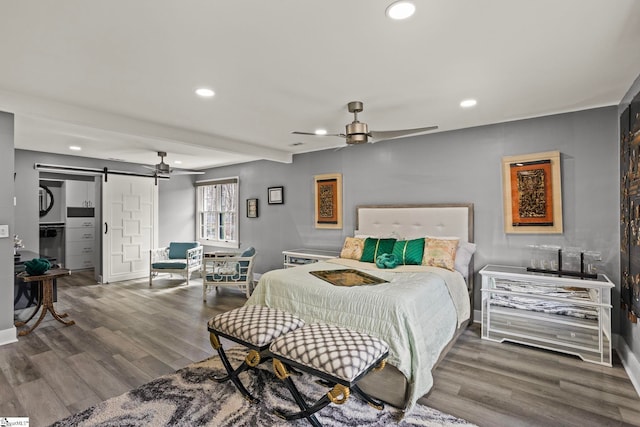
[{"left": 49, "top": 347, "right": 475, "bottom": 426}]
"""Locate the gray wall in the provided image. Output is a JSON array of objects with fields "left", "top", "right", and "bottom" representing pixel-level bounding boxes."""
[
  {"left": 619, "top": 73, "right": 640, "bottom": 355},
  {"left": 0, "top": 112, "right": 14, "bottom": 339},
  {"left": 157, "top": 173, "right": 197, "bottom": 246},
  {"left": 6, "top": 106, "right": 621, "bottom": 340},
  {"left": 195, "top": 107, "right": 620, "bottom": 330}
]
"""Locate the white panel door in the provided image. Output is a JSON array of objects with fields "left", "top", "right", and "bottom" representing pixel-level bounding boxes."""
[{"left": 102, "top": 174, "right": 158, "bottom": 283}]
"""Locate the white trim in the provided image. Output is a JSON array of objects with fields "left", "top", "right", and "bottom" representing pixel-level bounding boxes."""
[
  {"left": 0, "top": 326, "right": 17, "bottom": 346},
  {"left": 195, "top": 175, "right": 239, "bottom": 185},
  {"left": 615, "top": 334, "right": 640, "bottom": 398}
]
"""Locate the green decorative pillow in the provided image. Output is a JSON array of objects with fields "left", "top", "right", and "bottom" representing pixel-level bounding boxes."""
[
  {"left": 360, "top": 238, "right": 397, "bottom": 263},
  {"left": 392, "top": 238, "right": 425, "bottom": 265},
  {"left": 24, "top": 258, "right": 51, "bottom": 276},
  {"left": 376, "top": 253, "right": 399, "bottom": 269}
]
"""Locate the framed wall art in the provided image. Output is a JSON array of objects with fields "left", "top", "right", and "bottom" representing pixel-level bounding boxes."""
[
  {"left": 246, "top": 198, "right": 258, "bottom": 218},
  {"left": 502, "top": 150, "right": 563, "bottom": 234},
  {"left": 314, "top": 173, "right": 342, "bottom": 229},
  {"left": 268, "top": 186, "right": 284, "bottom": 204}
]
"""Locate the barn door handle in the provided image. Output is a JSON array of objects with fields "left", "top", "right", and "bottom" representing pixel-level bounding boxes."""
[{"left": 104, "top": 222, "right": 108, "bottom": 234}]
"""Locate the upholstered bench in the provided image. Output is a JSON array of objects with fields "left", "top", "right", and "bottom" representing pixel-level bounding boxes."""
[
  {"left": 207, "top": 305, "right": 305, "bottom": 402},
  {"left": 268, "top": 323, "right": 389, "bottom": 427}
]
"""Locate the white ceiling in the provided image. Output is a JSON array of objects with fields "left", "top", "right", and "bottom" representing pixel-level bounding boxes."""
[{"left": 1, "top": 1, "right": 639, "bottom": 170}]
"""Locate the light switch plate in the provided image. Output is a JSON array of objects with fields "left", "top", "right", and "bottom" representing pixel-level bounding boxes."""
[{"left": 0, "top": 224, "right": 8, "bottom": 238}]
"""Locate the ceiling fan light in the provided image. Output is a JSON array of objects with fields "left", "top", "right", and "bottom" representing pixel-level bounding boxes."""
[
  {"left": 460, "top": 99, "right": 477, "bottom": 108},
  {"left": 386, "top": 1, "right": 415, "bottom": 20},
  {"left": 195, "top": 88, "right": 215, "bottom": 97}
]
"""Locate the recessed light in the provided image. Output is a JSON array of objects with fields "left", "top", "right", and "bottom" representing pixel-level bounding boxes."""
[
  {"left": 460, "top": 99, "right": 477, "bottom": 108},
  {"left": 69, "top": 146, "right": 82, "bottom": 151},
  {"left": 173, "top": 160, "right": 182, "bottom": 165},
  {"left": 386, "top": 1, "right": 415, "bottom": 20},
  {"left": 314, "top": 129, "right": 327, "bottom": 135},
  {"left": 195, "top": 88, "right": 215, "bottom": 97}
]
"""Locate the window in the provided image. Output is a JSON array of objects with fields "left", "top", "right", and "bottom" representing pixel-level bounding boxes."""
[{"left": 196, "top": 177, "right": 239, "bottom": 248}]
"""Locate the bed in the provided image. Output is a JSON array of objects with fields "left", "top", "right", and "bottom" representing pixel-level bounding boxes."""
[{"left": 246, "top": 204, "right": 475, "bottom": 412}]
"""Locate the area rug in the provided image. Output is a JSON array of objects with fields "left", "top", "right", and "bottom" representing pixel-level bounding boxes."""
[{"left": 49, "top": 347, "right": 475, "bottom": 426}]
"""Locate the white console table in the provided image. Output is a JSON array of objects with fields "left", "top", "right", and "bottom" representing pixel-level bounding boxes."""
[
  {"left": 480, "top": 264, "right": 613, "bottom": 366},
  {"left": 282, "top": 248, "right": 340, "bottom": 269}
]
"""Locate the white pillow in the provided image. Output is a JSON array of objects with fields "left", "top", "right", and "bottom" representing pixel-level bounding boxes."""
[
  {"left": 354, "top": 230, "right": 403, "bottom": 240},
  {"left": 454, "top": 241, "right": 476, "bottom": 279}
]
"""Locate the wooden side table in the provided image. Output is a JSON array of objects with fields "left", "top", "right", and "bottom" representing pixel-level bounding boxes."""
[{"left": 15, "top": 268, "right": 75, "bottom": 336}]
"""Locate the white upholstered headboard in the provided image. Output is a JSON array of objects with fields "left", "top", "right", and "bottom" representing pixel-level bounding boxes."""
[
  {"left": 356, "top": 204, "right": 475, "bottom": 316},
  {"left": 356, "top": 204, "right": 474, "bottom": 244}
]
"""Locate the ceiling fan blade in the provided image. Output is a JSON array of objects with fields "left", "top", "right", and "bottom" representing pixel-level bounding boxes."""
[
  {"left": 369, "top": 126, "right": 438, "bottom": 141},
  {"left": 291, "top": 131, "right": 345, "bottom": 137},
  {"left": 170, "top": 169, "right": 205, "bottom": 175}
]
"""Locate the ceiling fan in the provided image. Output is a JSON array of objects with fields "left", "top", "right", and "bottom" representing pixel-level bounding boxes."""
[
  {"left": 292, "top": 101, "right": 438, "bottom": 145},
  {"left": 143, "top": 151, "right": 205, "bottom": 176}
]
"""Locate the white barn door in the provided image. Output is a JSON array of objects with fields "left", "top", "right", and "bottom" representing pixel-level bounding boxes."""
[{"left": 102, "top": 174, "right": 158, "bottom": 283}]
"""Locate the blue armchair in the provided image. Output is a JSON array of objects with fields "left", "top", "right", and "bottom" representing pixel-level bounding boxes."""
[
  {"left": 149, "top": 242, "right": 203, "bottom": 286},
  {"left": 202, "top": 247, "right": 256, "bottom": 299}
]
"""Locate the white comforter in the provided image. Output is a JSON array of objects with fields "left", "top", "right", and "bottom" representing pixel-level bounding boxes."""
[{"left": 246, "top": 258, "right": 470, "bottom": 411}]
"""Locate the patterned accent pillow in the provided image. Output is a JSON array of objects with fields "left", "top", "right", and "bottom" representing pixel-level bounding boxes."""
[
  {"left": 391, "top": 238, "right": 425, "bottom": 265},
  {"left": 423, "top": 237, "right": 459, "bottom": 271},
  {"left": 360, "top": 238, "right": 397, "bottom": 263},
  {"left": 340, "top": 237, "right": 365, "bottom": 260}
]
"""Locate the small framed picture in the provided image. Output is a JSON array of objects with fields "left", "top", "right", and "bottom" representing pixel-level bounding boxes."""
[
  {"left": 246, "top": 198, "right": 259, "bottom": 218},
  {"left": 268, "top": 186, "right": 284, "bottom": 204}
]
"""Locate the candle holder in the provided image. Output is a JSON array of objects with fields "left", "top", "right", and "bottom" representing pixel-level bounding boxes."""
[{"left": 526, "top": 248, "right": 598, "bottom": 279}]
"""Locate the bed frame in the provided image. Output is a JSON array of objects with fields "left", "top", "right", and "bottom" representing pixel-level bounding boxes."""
[{"left": 353, "top": 203, "right": 475, "bottom": 409}]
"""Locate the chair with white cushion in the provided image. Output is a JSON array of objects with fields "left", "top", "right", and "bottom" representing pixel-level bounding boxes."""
[{"left": 149, "top": 242, "right": 203, "bottom": 286}]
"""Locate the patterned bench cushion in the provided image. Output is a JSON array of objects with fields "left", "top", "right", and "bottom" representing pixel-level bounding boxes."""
[
  {"left": 269, "top": 323, "right": 389, "bottom": 383},
  {"left": 208, "top": 305, "right": 305, "bottom": 348}
]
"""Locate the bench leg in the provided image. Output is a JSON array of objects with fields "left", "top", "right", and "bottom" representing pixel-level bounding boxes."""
[
  {"left": 273, "top": 376, "right": 325, "bottom": 427},
  {"left": 272, "top": 359, "right": 347, "bottom": 427},
  {"left": 209, "top": 333, "right": 260, "bottom": 403}
]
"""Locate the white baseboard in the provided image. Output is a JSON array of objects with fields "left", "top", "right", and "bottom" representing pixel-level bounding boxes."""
[
  {"left": 615, "top": 334, "right": 640, "bottom": 398},
  {"left": 0, "top": 326, "right": 17, "bottom": 346}
]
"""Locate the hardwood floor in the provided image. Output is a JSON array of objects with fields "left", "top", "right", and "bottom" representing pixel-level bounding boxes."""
[{"left": 1, "top": 270, "right": 640, "bottom": 426}]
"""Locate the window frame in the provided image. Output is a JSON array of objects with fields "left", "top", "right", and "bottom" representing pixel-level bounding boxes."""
[{"left": 195, "top": 176, "right": 240, "bottom": 249}]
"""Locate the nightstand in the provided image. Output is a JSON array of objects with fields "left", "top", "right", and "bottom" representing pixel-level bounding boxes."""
[
  {"left": 480, "top": 264, "right": 613, "bottom": 366},
  {"left": 282, "top": 248, "right": 340, "bottom": 269}
]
